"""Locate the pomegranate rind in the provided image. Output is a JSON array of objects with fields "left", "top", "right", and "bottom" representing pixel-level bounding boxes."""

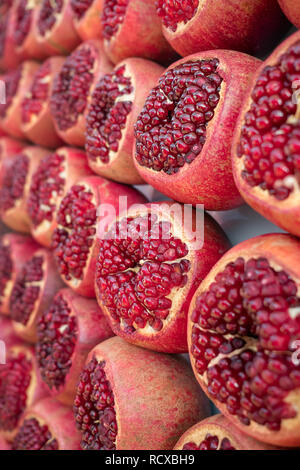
[
  {"left": 278, "top": 0, "right": 300, "bottom": 28},
  {"left": 73, "top": 0, "right": 104, "bottom": 41},
  {"left": 0, "top": 436, "right": 10, "bottom": 450}
]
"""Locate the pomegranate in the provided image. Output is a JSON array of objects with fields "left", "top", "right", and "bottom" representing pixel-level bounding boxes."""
[
  {"left": 71, "top": 0, "right": 104, "bottom": 41},
  {"left": 232, "top": 30, "right": 300, "bottom": 237},
  {"left": 0, "top": 136, "right": 25, "bottom": 179},
  {"left": 0, "top": 0, "right": 13, "bottom": 16},
  {"left": 95, "top": 201, "right": 229, "bottom": 353},
  {"left": 74, "top": 336, "right": 210, "bottom": 450},
  {"left": 50, "top": 40, "right": 112, "bottom": 147},
  {"left": 188, "top": 233, "right": 300, "bottom": 447},
  {"left": 10, "top": 247, "right": 64, "bottom": 343},
  {"left": 0, "top": 436, "right": 10, "bottom": 450},
  {"left": 27, "top": 147, "right": 92, "bottom": 247},
  {"left": 21, "top": 57, "right": 65, "bottom": 148},
  {"left": 0, "top": 233, "right": 39, "bottom": 315},
  {"left": 156, "top": 0, "right": 290, "bottom": 58},
  {"left": 36, "top": 288, "right": 114, "bottom": 405},
  {"left": 0, "top": 344, "right": 48, "bottom": 441},
  {"left": 278, "top": 0, "right": 300, "bottom": 29},
  {"left": 36, "top": 0, "right": 80, "bottom": 56},
  {"left": 86, "top": 58, "right": 164, "bottom": 184},
  {"left": 0, "top": 61, "right": 39, "bottom": 139},
  {"left": 52, "top": 175, "right": 147, "bottom": 297},
  {"left": 174, "top": 414, "right": 281, "bottom": 450},
  {"left": 133, "top": 51, "right": 261, "bottom": 210},
  {"left": 101, "top": 0, "right": 177, "bottom": 66},
  {"left": 13, "top": 0, "right": 46, "bottom": 61},
  {"left": 12, "top": 398, "right": 81, "bottom": 450},
  {"left": 0, "top": 146, "right": 50, "bottom": 233},
  {"left": 0, "top": 314, "right": 19, "bottom": 347},
  {"left": 0, "top": 7, "right": 21, "bottom": 71}
]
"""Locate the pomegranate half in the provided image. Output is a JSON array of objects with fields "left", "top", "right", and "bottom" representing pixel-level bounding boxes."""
[{"left": 71, "top": 0, "right": 104, "bottom": 41}]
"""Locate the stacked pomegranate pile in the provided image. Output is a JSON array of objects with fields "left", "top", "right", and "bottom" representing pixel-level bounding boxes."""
[{"left": 0, "top": 0, "right": 300, "bottom": 451}]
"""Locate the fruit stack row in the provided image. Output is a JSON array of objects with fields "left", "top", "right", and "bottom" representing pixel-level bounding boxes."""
[{"left": 0, "top": 0, "right": 300, "bottom": 451}]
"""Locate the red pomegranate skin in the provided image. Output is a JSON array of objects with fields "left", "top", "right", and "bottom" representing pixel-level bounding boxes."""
[
  {"left": 278, "top": 0, "right": 300, "bottom": 28},
  {"left": 0, "top": 6, "right": 22, "bottom": 71},
  {"left": 74, "top": 336, "right": 211, "bottom": 450},
  {"left": 232, "top": 30, "right": 300, "bottom": 237},
  {"left": 72, "top": 0, "right": 104, "bottom": 41},
  {"left": 134, "top": 50, "right": 261, "bottom": 211},
  {"left": 188, "top": 233, "right": 300, "bottom": 448},
  {"left": 0, "top": 137, "right": 25, "bottom": 181},
  {"left": 174, "top": 414, "right": 281, "bottom": 450}
]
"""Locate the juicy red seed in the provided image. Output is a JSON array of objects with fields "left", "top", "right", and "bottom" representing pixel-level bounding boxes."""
[
  {"left": 96, "top": 214, "right": 190, "bottom": 332},
  {"left": 191, "top": 256, "right": 300, "bottom": 431},
  {"left": 10, "top": 255, "right": 44, "bottom": 325},
  {"left": 156, "top": 0, "right": 199, "bottom": 32},
  {"left": 71, "top": 0, "right": 94, "bottom": 19},
  {"left": 28, "top": 152, "right": 65, "bottom": 227},
  {"left": 50, "top": 43, "right": 96, "bottom": 131},
  {"left": 37, "top": 0, "right": 63, "bottom": 36},
  {"left": 183, "top": 434, "right": 236, "bottom": 450},
  {"left": 102, "top": 0, "right": 129, "bottom": 40},
  {"left": 36, "top": 294, "right": 78, "bottom": 390},
  {"left": 0, "top": 241, "right": 12, "bottom": 306},
  {"left": 238, "top": 40, "right": 300, "bottom": 200},
  {"left": 86, "top": 64, "right": 133, "bottom": 164},
  {"left": 12, "top": 418, "right": 59, "bottom": 450},
  {"left": 52, "top": 185, "right": 97, "bottom": 281},
  {"left": 0, "top": 353, "right": 32, "bottom": 432},
  {"left": 21, "top": 60, "right": 51, "bottom": 124},
  {"left": 0, "top": 153, "right": 28, "bottom": 212},
  {"left": 74, "top": 358, "right": 117, "bottom": 450},
  {"left": 134, "top": 59, "right": 222, "bottom": 174},
  {"left": 14, "top": 0, "right": 33, "bottom": 47},
  {"left": 0, "top": 66, "right": 22, "bottom": 118}
]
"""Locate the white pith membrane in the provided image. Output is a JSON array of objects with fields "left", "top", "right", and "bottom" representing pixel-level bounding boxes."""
[
  {"left": 96, "top": 206, "right": 195, "bottom": 336},
  {"left": 189, "top": 250, "right": 300, "bottom": 434}
]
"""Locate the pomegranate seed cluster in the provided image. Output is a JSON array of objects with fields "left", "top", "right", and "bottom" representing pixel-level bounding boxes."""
[
  {"left": 38, "top": 0, "right": 64, "bottom": 37},
  {"left": 28, "top": 152, "right": 65, "bottom": 227},
  {"left": 13, "top": 418, "right": 59, "bottom": 450},
  {"left": 238, "top": 41, "right": 300, "bottom": 200},
  {"left": 14, "top": 0, "right": 33, "bottom": 47},
  {"left": 156, "top": 0, "right": 199, "bottom": 32},
  {"left": 10, "top": 255, "right": 44, "bottom": 325},
  {"left": 71, "top": 0, "right": 94, "bottom": 19},
  {"left": 183, "top": 435, "right": 235, "bottom": 450},
  {"left": 96, "top": 214, "right": 190, "bottom": 332},
  {"left": 74, "top": 358, "right": 117, "bottom": 450},
  {"left": 0, "top": 154, "right": 28, "bottom": 212},
  {"left": 21, "top": 60, "right": 51, "bottom": 124},
  {"left": 52, "top": 185, "right": 97, "bottom": 281},
  {"left": 191, "top": 257, "right": 300, "bottom": 431},
  {"left": 86, "top": 64, "right": 133, "bottom": 164},
  {"left": 135, "top": 59, "right": 222, "bottom": 174},
  {"left": 0, "top": 241, "right": 12, "bottom": 306},
  {"left": 0, "top": 67, "right": 22, "bottom": 118},
  {"left": 36, "top": 294, "right": 78, "bottom": 390},
  {"left": 102, "top": 0, "right": 129, "bottom": 40},
  {"left": 50, "top": 43, "right": 95, "bottom": 131},
  {"left": 0, "top": 352, "right": 32, "bottom": 431}
]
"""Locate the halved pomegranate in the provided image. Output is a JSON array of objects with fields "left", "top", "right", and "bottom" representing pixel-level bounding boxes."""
[
  {"left": 74, "top": 336, "right": 210, "bottom": 450},
  {"left": 134, "top": 51, "right": 261, "bottom": 210},
  {"left": 10, "top": 248, "right": 64, "bottom": 343},
  {"left": 0, "top": 61, "right": 39, "bottom": 139},
  {"left": 95, "top": 201, "right": 229, "bottom": 353},
  {"left": 0, "top": 344, "right": 48, "bottom": 441},
  {"left": 12, "top": 398, "right": 81, "bottom": 450},
  {"left": 0, "top": 136, "right": 25, "bottom": 179},
  {"left": 188, "top": 233, "right": 300, "bottom": 447},
  {"left": 86, "top": 57, "right": 164, "bottom": 184},
  {"left": 232, "top": 30, "right": 300, "bottom": 237},
  {"left": 156, "top": 0, "right": 290, "bottom": 58},
  {"left": 279, "top": 0, "right": 300, "bottom": 28},
  {"left": 0, "top": 7, "right": 21, "bottom": 71},
  {"left": 21, "top": 57, "right": 65, "bottom": 148},
  {"left": 0, "top": 233, "right": 39, "bottom": 315},
  {"left": 174, "top": 414, "right": 281, "bottom": 450},
  {"left": 50, "top": 40, "right": 112, "bottom": 147},
  {"left": 0, "top": 146, "right": 50, "bottom": 233},
  {"left": 52, "top": 175, "right": 147, "bottom": 297},
  {"left": 71, "top": 0, "right": 104, "bottom": 41},
  {"left": 35, "top": 0, "right": 80, "bottom": 56},
  {"left": 36, "top": 288, "right": 114, "bottom": 405},
  {"left": 27, "top": 147, "right": 92, "bottom": 247},
  {"left": 101, "top": 0, "right": 177, "bottom": 65},
  {"left": 13, "top": 0, "right": 46, "bottom": 61}
]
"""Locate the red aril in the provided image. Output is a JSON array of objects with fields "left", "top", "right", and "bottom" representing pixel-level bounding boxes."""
[
  {"left": 27, "top": 147, "right": 92, "bottom": 247},
  {"left": 188, "top": 233, "right": 300, "bottom": 447},
  {"left": 13, "top": 0, "right": 46, "bottom": 61},
  {"left": 86, "top": 57, "right": 164, "bottom": 184},
  {"left": 71, "top": 0, "right": 104, "bottom": 41},
  {"left": 278, "top": 0, "right": 300, "bottom": 28},
  {"left": 20, "top": 57, "right": 65, "bottom": 148}
]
